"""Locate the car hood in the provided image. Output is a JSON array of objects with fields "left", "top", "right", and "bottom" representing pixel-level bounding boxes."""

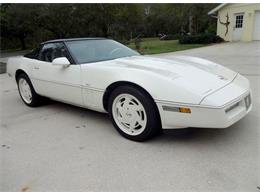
[{"left": 111, "top": 55, "right": 237, "bottom": 96}]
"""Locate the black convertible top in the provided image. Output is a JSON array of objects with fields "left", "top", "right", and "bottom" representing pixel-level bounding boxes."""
[{"left": 42, "top": 37, "right": 107, "bottom": 44}]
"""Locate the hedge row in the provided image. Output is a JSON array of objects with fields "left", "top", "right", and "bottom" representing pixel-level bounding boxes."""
[{"left": 179, "top": 33, "right": 224, "bottom": 44}]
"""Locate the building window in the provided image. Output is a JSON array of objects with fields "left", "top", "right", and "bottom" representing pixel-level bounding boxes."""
[{"left": 235, "top": 14, "right": 244, "bottom": 28}]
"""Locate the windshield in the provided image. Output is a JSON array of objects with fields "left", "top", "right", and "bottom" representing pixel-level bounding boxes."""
[{"left": 65, "top": 39, "right": 140, "bottom": 64}]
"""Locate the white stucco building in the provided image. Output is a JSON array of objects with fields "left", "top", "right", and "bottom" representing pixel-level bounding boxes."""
[{"left": 208, "top": 3, "right": 260, "bottom": 41}]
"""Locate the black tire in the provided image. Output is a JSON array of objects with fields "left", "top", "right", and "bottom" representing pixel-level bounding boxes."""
[
  {"left": 108, "top": 85, "right": 161, "bottom": 141},
  {"left": 17, "top": 73, "right": 42, "bottom": 107}
]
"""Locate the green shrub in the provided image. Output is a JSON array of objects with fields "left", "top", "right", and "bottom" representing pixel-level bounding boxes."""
[{"left": 179, "top": 33, "right": 224, "bottom": 44}]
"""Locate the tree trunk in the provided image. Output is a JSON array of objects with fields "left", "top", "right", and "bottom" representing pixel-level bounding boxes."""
[
  {"left": 101, "top": 22, "right": 109, "bottom": 37},
  {"left": 189, "top": 15, "right": 194, "bottom": 35},
  {"left": 130, "top": 31, "right": 133, "bottom": 40},
  {"left": 19, "top": 36, "right": 26, "bottom": 50}
]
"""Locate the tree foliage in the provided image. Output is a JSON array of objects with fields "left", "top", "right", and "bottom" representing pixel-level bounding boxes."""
[{"left": 0, "top": 3, "right": 218, "bottom": 50}]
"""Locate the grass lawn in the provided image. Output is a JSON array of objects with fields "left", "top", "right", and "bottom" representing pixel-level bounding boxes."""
[{"left": 128, "top": 37, "right": 206, "bottom": 55}]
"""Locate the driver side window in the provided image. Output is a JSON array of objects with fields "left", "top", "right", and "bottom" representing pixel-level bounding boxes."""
[{"left": 38, "top": 42, "right": 70, "bottom": 63}]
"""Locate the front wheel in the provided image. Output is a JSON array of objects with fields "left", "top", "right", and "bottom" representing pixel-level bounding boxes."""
[
  {"left": 108, "top": 86, "right": 161, "bottom": 141},
  {"left": 17, "top": 73, "right": 42, "bottom": 107}
]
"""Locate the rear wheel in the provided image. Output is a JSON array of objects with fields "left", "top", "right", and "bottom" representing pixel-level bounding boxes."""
[
  {"left": 108, "top": 85, "right": 161, "bottom": 141},
  {"left": 17, "top": 73, "right": 42, "bottom": 107}
]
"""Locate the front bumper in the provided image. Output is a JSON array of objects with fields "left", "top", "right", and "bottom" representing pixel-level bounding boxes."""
[{"left": 156, "top": 74, "right": 252, "bottom": 129}]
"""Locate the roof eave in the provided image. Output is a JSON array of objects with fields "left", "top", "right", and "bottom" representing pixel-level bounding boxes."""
[{"left": 208, "top": 3, "right": 228, "bottom": 15}]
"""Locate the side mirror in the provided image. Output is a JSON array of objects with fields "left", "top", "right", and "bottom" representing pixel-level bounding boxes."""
[{"left": 52, "top": 57, "right": 70, "bottom": 67}]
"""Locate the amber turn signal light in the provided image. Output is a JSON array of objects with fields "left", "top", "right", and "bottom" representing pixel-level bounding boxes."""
[{"left": 179, "top": 107, "right": 191, "bottom": 113}]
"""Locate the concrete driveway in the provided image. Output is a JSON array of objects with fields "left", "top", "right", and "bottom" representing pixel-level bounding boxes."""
[{"left": 0, "top": 41, "right": 259, "bottom": 191}]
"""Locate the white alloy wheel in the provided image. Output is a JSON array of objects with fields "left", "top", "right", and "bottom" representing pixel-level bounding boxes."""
[
  {"left": 18, "top": 78, "right": 32, "bottom": 104},
  {"left": 112, "top": 94, "right": 147, "bottom": 136}
]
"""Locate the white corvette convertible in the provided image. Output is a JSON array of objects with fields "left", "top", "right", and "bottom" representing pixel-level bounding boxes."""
[{"left": 7, "top": 38, "right": 252, "bottom": 141}]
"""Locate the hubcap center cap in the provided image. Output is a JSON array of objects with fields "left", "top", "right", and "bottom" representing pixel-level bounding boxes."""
[{"left": 126, "top": 112, "right": 132, "bottom": 117}]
